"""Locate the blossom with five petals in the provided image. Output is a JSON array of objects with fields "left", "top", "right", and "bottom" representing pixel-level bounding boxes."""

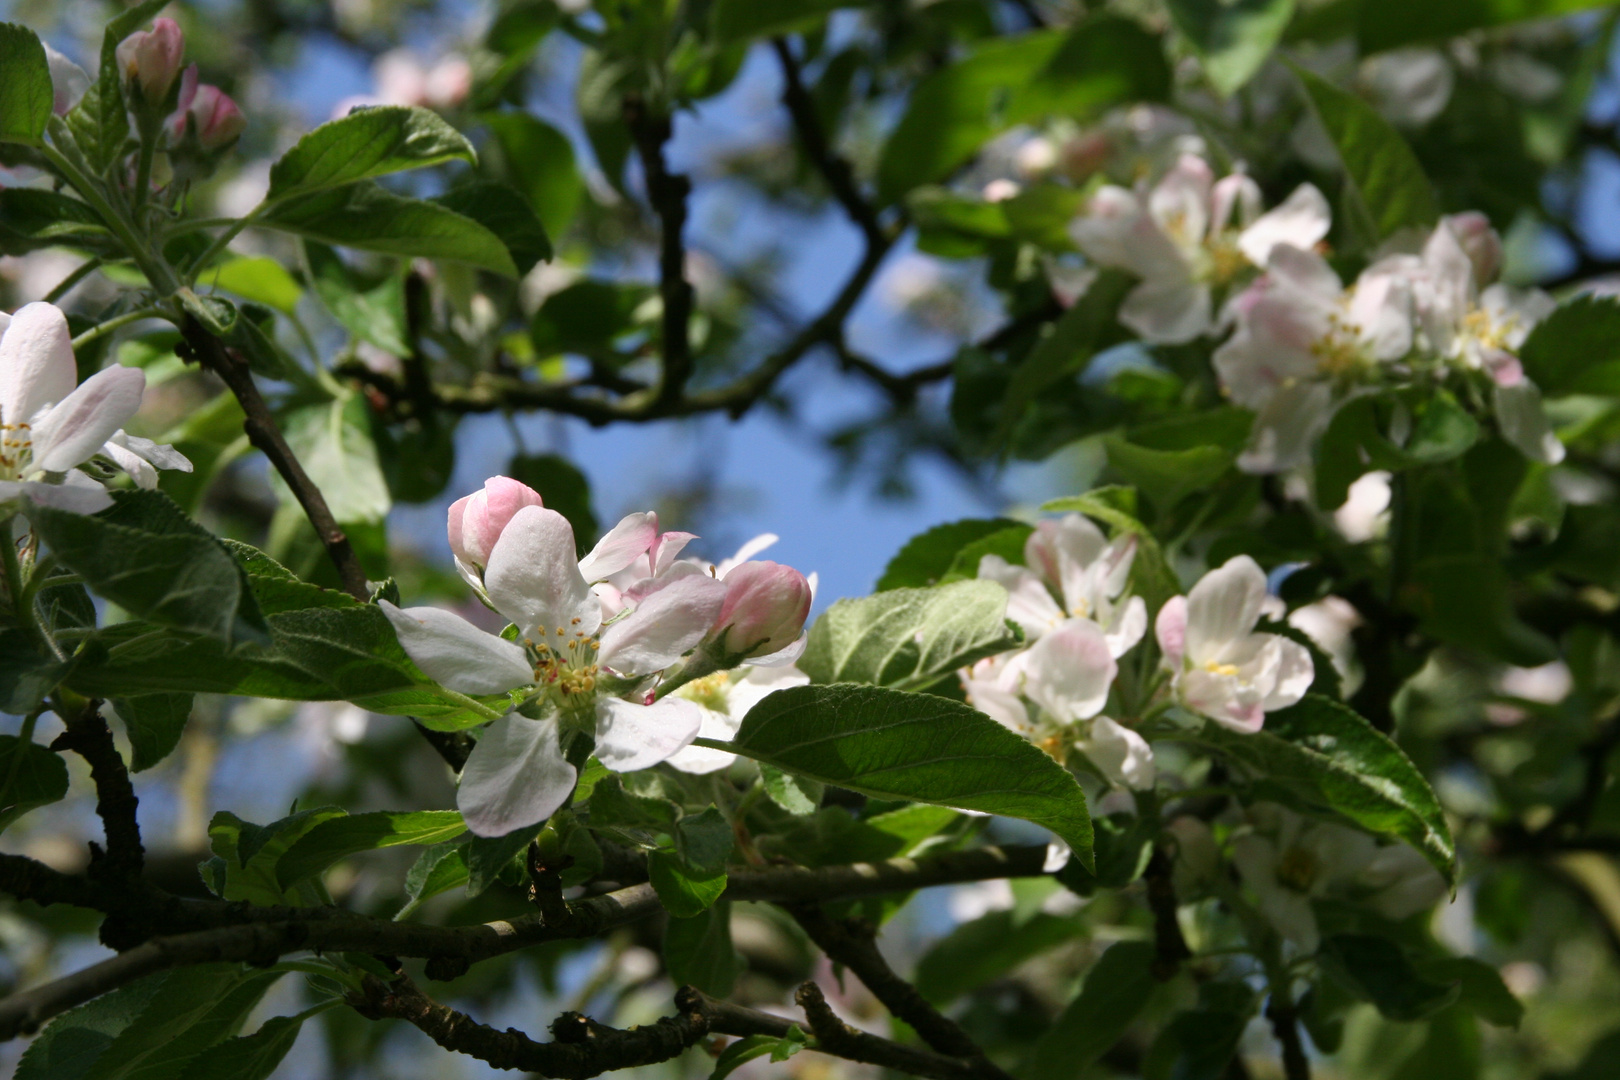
[
  {"left": 1070, "top": 154, "right": 1331, "bottom": 344},
  {"left": 381, "top": 502, "right": 725, "bottom": 836},
  {"left": 1154, "top": 555, "right": 1313, "bottom": 733},
  {"left": 1, "top": 303, "right": 191, "bottom": 513}
]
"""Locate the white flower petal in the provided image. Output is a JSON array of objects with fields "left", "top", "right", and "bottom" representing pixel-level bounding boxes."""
[
  {"left": 1185, "top": 555, "right": 1269, "bottom": 664},
  {"left": 577, "top": 511, "right": 657, "bottom": 583},
  {"left": 594, "top": 696, "right": 702, "bottom": 772},
  {"left": 1082, "top": 716, "right": 1156, "bottom": 790},
  {"left": 725, "top": 664, "right": 809, "bottom": 715},
  {"left": 457, "top": 714, "right": 576, "bottom": 837},
  {"left": 1238, "top": 184, "right": 1331, "bottom": 267},
  {"left": 1106, "top": 596, "right": 1148, "bottom": 658},
  {"left": 598, "top": 573, "right": 728, "bottom": 676},
  {"left": 1237, "top": 381, "right": 1335, "bottom": 474},
  {"left": 717, "top": 532, "right": 779, "bottom": 577},
  {"left": 0, "top": 302, "right": 77, "bottom": 426},
  {"left": 978, "top": 555, "right": 1063, "bottom": 638},
  {"left": 101, "top": 438, "right": 156, "bottom": 489},
  {"left": 665, "top": 706, "right": 742, "bottom": 774},
  {"left": 33, "top": 366, "right": 146, "bottom": 474},
  {"left": 1261, "top": 635, "right": 1315, "bottom": 711},
  {"left": 44, "top": 43, "right": 90, "bottom": 116},
  {"left": 745, "top": 631, "right": 808, "bottom": 667},
  {"left": 379, "top": 601, "right": 534, "bottom": 696},
  {"left": 1119, "top": 277, "right": 1213, "bottom": 345},
  {"left": 484, "top": 506, "right": 602, "bottom": 638},
  {"left": 1021, "top": 619, "right": 1116, "bottom": 723},
  {"left": 0, "top": 478, "right": 113, "bottom": 514},
  {"left": 1494, "top": 381, "right": 1565, "bottom": 465}
]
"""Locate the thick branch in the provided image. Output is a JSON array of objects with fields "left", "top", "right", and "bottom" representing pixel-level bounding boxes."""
[
  {"left": 772, "top": 38, "right": 885, "bottom": 247},
  {"left": 0, "top": 853, "right": 111, "bottom": 910},
  {"left": 1144, "top": 848, "right": 1191, "bottom": 981},
  {"left": 0, "top": 845, "right": 1051, "bottom": 1039},
  {"left": 624, "top": 98, "right": 695, "bottom": 408},
  {"left": 177, "top": 321, "right": 369, "bottom": 602},
  {"left": 789, "top": 905, "right": 1013, "bottom": 1079},
  {"left": 49, "top": 700, "right": 142, "bottom": 884}
]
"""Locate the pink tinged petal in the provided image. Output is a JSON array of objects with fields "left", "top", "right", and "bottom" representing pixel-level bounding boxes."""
[
  {"left": 714, "top": 560, "right": 812, "bottom": 658},
  {"left": 168, "top": 63, "right": 199, "bottom": 139},
  {"left": 1155, "top": 596, "right": 1188, "bottom": 668},
  {"left": 484, "top": 506, "right": 601, "bottom": 637},
  {"left": 1481, "top": 346, "right": 1523, "bottom": 387},
  {"left": 1106, "top": 596, "right": 1148, "bottom": 659},
  {"left": 0, "top": 479, "right": 113, "bottom": 514},
  {"left": 965, "top": 678, "right": 1032, "bottom": 734},
  {"left": 44, "top": 43, "right": 89, "bottom": 116},
  {"left": 1348, "top": 272, "right": 1413, "bottom": 360},
  {"left": 1238, "top": 184, "right": 1331, "bottom": 267},
  {"left": 1083, "top": 716, "right": 1156, "bottom": 790},
  {"left": 1443, "top": 211, "right": 1503, "bottom": 286},
  {"left": 651, "top": 530, "right": 698, "bottom": 575},
  {"left": 1180, "top": 668, "right": 1267, "bottom": 732},
  {"left": 594, "top": 697, "right": 703, "bottom": 772},
  {"left": 378, "top": 601, "right": 534, "bottom": 696},
  {"left": 1237, "top": 381, "right": 1335, "bottom": 475},
  {"left": 665, "top": 707, "right": 742, "bottom": 774},
  {"left": 1185, "top": 555, "right": 1269, "bottom": 664},
  {"left": 0, "top": 302, "right": 77, "bottom": 426},
  {"left": 1211, "top": 174, "right": 1263, "bottom": 232},
  {"left": 457, "top": 714, "right": 576, "bottom": 837},
  {"left": 717, "top": 532, "right": 779, "bottom": 577},
  {"left": 1261, "top": 635, "right": 1315, "bottom": 711},
  {"left": 1119, "top": 277, "right": 1213, "bottom": 345},
  {"left": 1263, "top": 244, "right": 1343, "bottom": 301},
  {"left": 446, "top": 494, "right": 472, "bottom": 565},
  {"left": 1494, "top": 381, "right": 1566, "bottom": 465},
  {"left": 978, "top": 556, "right": 1062, "bottom": 638},
  {"left": 578, "top": 511, "right": 658, "bottom": 583},
  {"left": 456, "top": 476, "right": 544, "bottom": 568},
  {"left": 1022, "top": 619, "right": 1117, "bottom": 723},
  {"left": 1026, "top": 514, "right": 1107, "bottom": 590},
  {"left": 599, "top": 573, "right": 728, "bottom": 676},
  {"left": 32, "top": 366, "right": 145, "bottom": 473}
]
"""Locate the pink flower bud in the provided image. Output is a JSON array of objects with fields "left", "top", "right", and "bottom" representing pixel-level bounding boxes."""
[
  {"left": 448, "top": 476, "right": 544, "bottom": 571},
  {"left": 187, "top": 84, "right": 246, "bottom": 150},
  {"left": 116, "top": 18, "right": 185, "bottom": 104},
  {"left": 713, "top": 561, "right": 812, "bottom": 659},
  {"left": 1442, "top": 212, "right": 1503, "bottom": 287}
]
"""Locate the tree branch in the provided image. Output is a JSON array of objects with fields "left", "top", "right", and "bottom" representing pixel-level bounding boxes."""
[
  {"left": 788, "top": 905, "right": 1014, "bottom": 1079},
  {"left": 48, "top": 699, "right": 143, "bottom": 885},
  {"left": 772, "top": 38, "right": 885, "bottom": 247},
  {"left": 793, "top": 981, "right": 996, "bottom": 1080},
  {"left": 177, "top": 321, "right": 370, "bottom": 602},
  {"left": 1144, "top": 848, "right": 1192, "bottom": 981},
  {"left": 0, "top": 844, "right": 1053, "bottom": 1039},
  {"left": 1265, "top": 988, "right": 1311, "bottom": 1080},
  {"left": 624, "top": 97, "right": 695, "bottom": 408}
]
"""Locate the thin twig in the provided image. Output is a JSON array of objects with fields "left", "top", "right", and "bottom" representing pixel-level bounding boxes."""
[
  {"left": 793, "top": 981, "right": 995, "bottom": 1080},
  {"left": 1145, "top": 848, "right": 1192, "bottom": 981},
  {"left": 624, "top": 97, "right": 695, "bottom": 408},
  {"left": 772, "top": 38, "right": 886, "bottom": 247},
  {"left": 1265, "top": 988, "right": 1311, "bottom": 1080}
]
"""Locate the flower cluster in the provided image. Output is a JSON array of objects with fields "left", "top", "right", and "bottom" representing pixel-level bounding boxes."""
[
  {"left": 0, "top": 303, "right": 190, "bottom": 514},
  {"left": 382, "top": 476, "right": 813, "bottom": 836},
  {"left": 1068, "top": 155, "right": 1564, "bottom": 472},
  {"left": 962, "top": 516, "right": 1312, "bottom": 790}
]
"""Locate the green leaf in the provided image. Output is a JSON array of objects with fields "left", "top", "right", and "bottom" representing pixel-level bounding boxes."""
[
  {"left": 711, "top": 0, "right": 852, "bottom": 42},
  {"left": 0, "top": 188, "right": 116, "bottom": 256},
  {"left": 207, "top": 808, "right": 347, "bottom": 905},
  {"left": 1142, "top": 1007, "right": 1249, "bottom": 1080},
  {"left": 508, "top": 453, "right": 599, "bottom": 550},
  {"left": 1320, "top": 934, "right": 1460, "bottom": 1021},
  {"left": 707, "top": 1027, "right": 810, "bottom": 1080},
  {"left": 1314, "top": 391, "right": 1480, "bottom": 510},
  {"left": 939, "top": 525, "right": 1034, "bottom": 584},
  {"left": 760, "top": 763, "right": 823, "bottom": 815},
  {"left": 272, "top": 391, "right": 391, "bottom": 526},
  {"left": 464, "top": 824, "right": 540, "bottom": 897},
  {"left": 0, "top": 627, "right": 72, "bottom": 715},
  {"left": 0, "top": 734, "right": 69, "bottom": 833},
  {"left": 528, "top": 279, "right": 651, "bottom": 358},
  {"left": 267, "top": 106, "right": 476, "bottom": 202},
  {"left": 724, "top": 683, "right": 1094, "bottom": 865},
  {"left": 877, "top": 518, "right": 1031, "bottom": 591},
  {"left": 915, "top": 908, "right": 1086, "bottom": 1004},
  {"left": 1518, "top": 295, "right": 1620, "bottom": 397},
  {"left": 648, "top": 849, "right": 728, "bottom": 918},
  {"left": 675, "top": 807, "right": 734, "bottom": 875},
  {"left": 1292, "top": 63, "right": 1438, "bottom": 239},
  {"left": 76, "top": 966, "right": 268, "bottom": 1080},
  {"left": 202, "top": 258, "right": 305, "bottom": 317},
  {"left": 111, "top": 694, "right": 193, "bottom": 772},
  {"left": 404, "top": 842, "right": 469, "bottom": 905},
  {"left": 435, "top": 182, "right": 551, "bottom": 276},
  {"left": 27, "top": 490, "right": 271, "bottom": 649},
  {"left": 63, "top": 0, "right": 169, "bottom": 171},
  {"left": 173, "top": 1014, "right": 306, "bottom": 1080},
  {"left": 1168, "top": 0, "right": 1295, "bottom": 96},
  {"left": 1103, "top": 436, "right": 1233, "bottom": 517},
  {"left": 1190, "top": 694, "right": 1456, "bottom": 881},
  {"left": 1021, "top": 941, "right": 1157, "bottom": 1080},
  {"left": 15, "top": 971, "right": 169, "bottom": 1080},
  {"left": 1356, "top": 0, "right": 1614, "bottom": 53},
  {"left": 275, "top": 810, "right": 468, "bottom": 888},
  {"left": 664, "top": 899, "right": 742, "bottom": 996},
  {"left": 262, "top": 182, "right": 518, "bottom": 276},
  {"left": 0, "top": 24, "right": 54, "bottom": 144},
  {"left": 800, "top": 580, "right": 1021, "bottom": 691},
  {"left": 303, "top": 242, "right": 409, "bottom": 355},
  {"left": 994, "top": 271, "right": 1133, "bottom": 449},
  {"left": 1417, "top": 957, "right": 1524, "bottom": 1029},
  {"left": 483, "top": 113, "right": 583, "bottom": 236},
  {"left": 877, "top": 18, "right": 1169, "bottom": 204},
  {"left": 119, "top": 972, "right": 284, "bottom": 1080}
]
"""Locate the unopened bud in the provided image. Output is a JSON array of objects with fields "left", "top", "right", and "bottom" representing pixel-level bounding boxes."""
[
  {"left": 116, "top": 18, "right": 184, "bottom": 104},
  {"left": 1442, "top": 211, "right": 1503, "bottom": 287},
  {"left": 713, "top": 561, "right": 811, "bottom": 659},
  {"left": 448, "top": 476, "right": 544, "bottom": 571}
]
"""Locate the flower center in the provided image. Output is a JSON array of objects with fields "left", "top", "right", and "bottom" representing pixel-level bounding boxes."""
[
  {"left": 526, "top": 620, "right": 600, "bottom": 697},
  {"left": 1205, "top": 232, "right": 1250, "bottom": 285},
  {"left": 1311, "top": 310, "right": 1367, "bottom": 377},
  {"left": 1461, "top": 307, "right": 1519, "bottom": 352},
  {"left": 677, "top": 670, "right": 732, "bottom": 712},
  {"left": 1203, "top": 660, "right": 1240, "bottom": 677},
  {"left": 0, "top": 421, "right": 34, "bottom": 480},
  {"left": 1275, "top": 845, "right": 1319, "bottom": 892}
]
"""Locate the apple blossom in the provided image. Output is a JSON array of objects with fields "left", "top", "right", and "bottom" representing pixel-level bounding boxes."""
[
  {"left": 1232, "top": 804, "right": 1445, "bottom": 952},
  {"left": 116, "top": 18, "right": 185, "bottom": 104},
  {"left": 664, "top": 664, "right": 810, "bottom": 774},
  {"left": 976, "top": 513, "right": 1146, "bottom": 657},
  {"left": 447, "top": 475, "right": 545, "bottom": 579},
  {"left": 1214, "top": 244, "right": 1414, "bottom": 473},
  {"left": 710, "top": 560, "right": 813, "bottom": 662},
  {"left": 169, "top": 66, "right": 246, "bottom": 151},
  {"left": 44, "top": 42, "right": 89, "bottom": 116},
  {"left": 1155, "top": 555, "right": 1313, "bottom": 733},
  {"left": 1069, "top": 154, "right": 1330, "bottom": 344},
  {"left": 1, "top": 303, "right": 190, "bottom": 513}
]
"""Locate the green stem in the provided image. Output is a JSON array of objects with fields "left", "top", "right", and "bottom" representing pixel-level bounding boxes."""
[
  {"left": 44, "top": 258, "right": 104, "bottom": 304},
  {"left": 652, "top": 649, "right": 722, "bottom": 701},
  {"left": 1, "top": 530, "right": 44, "bottom": 651},
  {"left": 2, "top": 714, "right": 41, "bottom": 797},
  {"left": 131, "top": 135, "right": 156, "bottom": 220},
  {"left": 163, "top": 216, "right": 238, "bottom": 238},
  {"left": 71, "top": 307, "right": 166, "bottom": 352},
  {"left": 185, "top": 209, "right": 262, "bottom": 281},
  {"left": 40, "top": 144, "right": 181, "bottom": 299}
]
